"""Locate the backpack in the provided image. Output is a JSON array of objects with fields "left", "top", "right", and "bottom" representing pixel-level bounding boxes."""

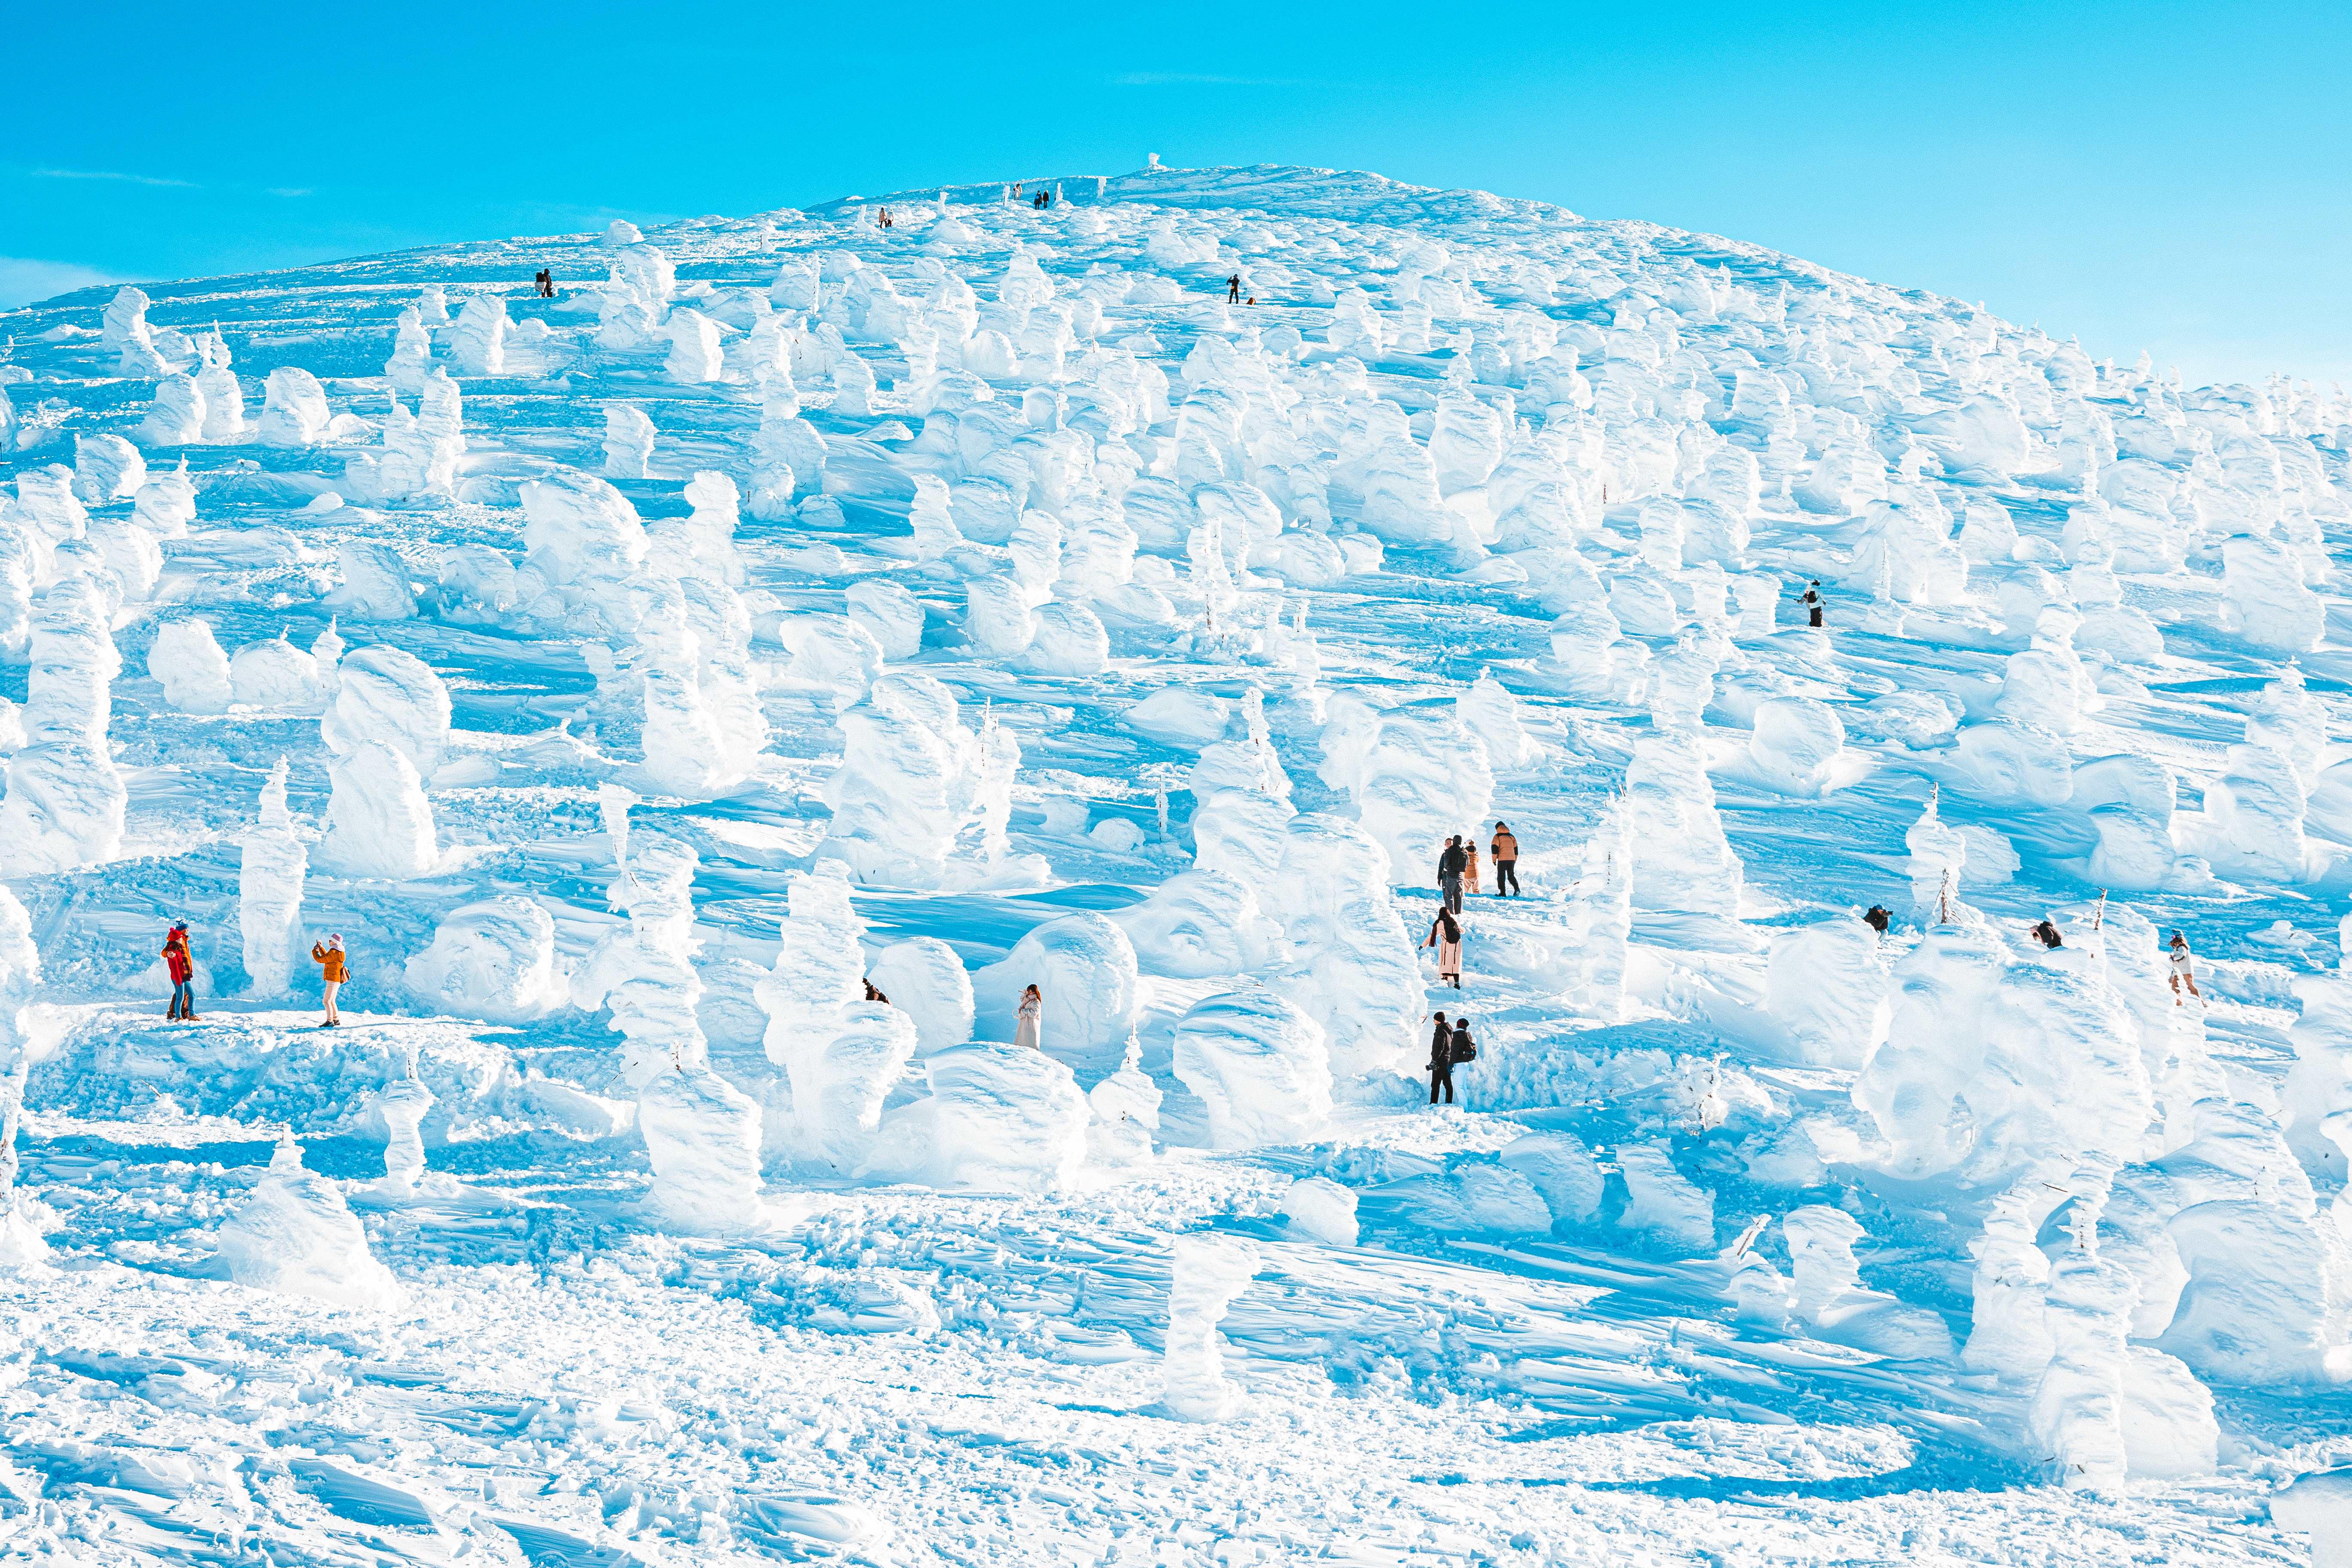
[{"left": 1451, "top": 1036, "right": 1477, "bottom": 1063}]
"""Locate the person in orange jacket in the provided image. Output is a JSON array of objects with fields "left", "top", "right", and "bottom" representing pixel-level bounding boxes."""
[
  {"left": 311, "top": 934, "right": 347, "bottom": 1028},
  {"left": 163, "top": 922, "right": 198, "bottom": 1021},
  {"left": 1490, "top": 821, "right": 1520, "bottom": 897}
]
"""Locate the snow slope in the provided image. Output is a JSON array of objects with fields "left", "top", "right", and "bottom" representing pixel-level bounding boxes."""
[{"left": 1, "top": 159, "right": 2350, "bottom": 1565}]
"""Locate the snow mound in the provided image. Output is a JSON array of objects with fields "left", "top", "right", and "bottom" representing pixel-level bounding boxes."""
[
  {"left": 1112, "top": 868, "right": 1281, "bottom": 978},
  {"left": 215, "top": 1136, "right": 405, "bottom": 1311},
  {"left": 873, "top": 1043, "right": 1090, "bottom": 1191},
  {"left": 971, "top": 913, "right": 1141, "bottom": 1081},
  {"left": 404, "top": 898, "right": 566, "bottom": 1023},
  {"left": 1172, "top": 990, "right": 1333, "bottom": 1149},
  {"left": 867, "top": 936, "right": 974, "bottom": 1054}
]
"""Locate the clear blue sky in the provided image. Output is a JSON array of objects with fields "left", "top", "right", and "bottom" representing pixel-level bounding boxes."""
[{"left": 3, "top": 0, "right": 2346, "bottom": 389}]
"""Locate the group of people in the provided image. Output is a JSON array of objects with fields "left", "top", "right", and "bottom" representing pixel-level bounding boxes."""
[
  {"left": 1436, "top": 822, "right": 1522, "bottom": 914},
  {"left": 1427, "top": 1011, "right": 1476, "bottom": 1104},
  {"left": 156, "top": 923, "right": 346, "bottom": 1027},
  {"left": 1415, "top": 822, "right": 1523, "bottom": 1102},
  {"left": 2027, "top": 917, "right": 2204, "bottom": 1006},
  {"left": 1421, "top": 822, "right": 1525, "bottom": 990},
  {"left": 1871, "top": 902, "right": 2208, "bottom": 1007}
]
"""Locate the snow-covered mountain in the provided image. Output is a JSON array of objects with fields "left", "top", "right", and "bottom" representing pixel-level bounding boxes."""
[{"left": 0, "top": 159, "right": 2347, "bottom": 1564}]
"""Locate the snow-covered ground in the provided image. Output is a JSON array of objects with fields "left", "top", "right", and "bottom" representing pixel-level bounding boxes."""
[{"left": 1, "top": 161, "right": 2349, "bottom": 1565}]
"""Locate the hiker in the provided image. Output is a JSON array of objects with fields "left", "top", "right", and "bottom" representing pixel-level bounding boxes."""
[
  {"left": 1226, "top": 275, "right": 1240, "bottom": 303},
  {"left": 1464, "top": 835, "right": 1483, "bottom": 898},
  {"left": 1802, "top": 580, "right": 1825, "bottom": 629},
  {"left": 1863, "top": 904, "right": 1892, "bottom": 936},
  {"left": 1424, "top": 908, "right": 1464, "bottom": 989},
  {"left": 864, "top": 977, "right": 890, "bottom": 1004},
  {"left": 1016, "top": 983, "right": 1042, "bottom": 1050},
  {"left": 1451, "top": 1017, "right": 1475, "bottom": 1074},
  {"left": 878, "top": 207, "right": 893, "bottom": 229},
  {"left": 163, "top": 922, "right": 197, "bottom": 1022},
  {"left": 1491, "top": 821, "right": 1520, "bottom": 897},
  {"left": 2031, "top": 917, "right": 2063, "bottom": 951},
  {"left": 311, "top": 934, "right": 347, "bottom": 1027},
  {"left": 1427, "top": 1011, "right": 1455, "bottom": 1105},
  {"left": 2167, "top": 931, "right": 2205, "bottom": 1006},
  {"left": 1437, "top": 835, "right": 1467, "bottom": 914}
]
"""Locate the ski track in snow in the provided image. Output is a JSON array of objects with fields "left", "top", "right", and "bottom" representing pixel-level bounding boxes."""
[{"left": 0, "top": 161, "right": 2347, "bottom": 1564}]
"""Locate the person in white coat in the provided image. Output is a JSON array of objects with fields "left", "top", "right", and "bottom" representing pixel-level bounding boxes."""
[
  {"left": 1015, "top": 983, "right": 1042, "bottom": 1049},
  {"left": 2167, "top": 930, "right": 2205, "bottom": 1006}
]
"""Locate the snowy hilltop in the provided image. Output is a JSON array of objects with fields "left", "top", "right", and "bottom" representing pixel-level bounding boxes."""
[{"left": 0, "top": 159, "right": 2348, "bottom": 1564}]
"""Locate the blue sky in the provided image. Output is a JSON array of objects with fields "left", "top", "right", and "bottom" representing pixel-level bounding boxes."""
[{"left": 3, "top": 0, "right": 2346, "bottom": 389}]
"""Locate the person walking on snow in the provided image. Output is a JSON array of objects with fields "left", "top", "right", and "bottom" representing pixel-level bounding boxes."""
[
  {"left": 1802, "top": 580, "right": 1825, "bottom": 629},
  {"left": 1438, "top": 836, "right": 1467, "bottom": 914},
  {"left": 1450, "top": 1017, "right": 1475, "bottom": 1072},
  {"left": 311, "top": 934, "right": 347, "bottom": 1028},
  {"left": 163, "top": 922, "right": 198, "bottom": 1022},
  {"left": 1427, "top": 1011, "right": 1455, "bottom": 1105},
  {"left": 1424, "top": 908, "right": 1464, "bottom": 989},
  {"left": 1226, "top": 275, "right": 1241, "bottom": 304},
  {"left": 1016, "top": 983, "right": 1043, "bottom": 1050},
  {"left": 2168, "top": 930, "right": 2205, "bottom": 1006},
  {"left": 1491, "top": 822, "right": 1520, "bottom": 897},
  {"left": 1464, "top": 836, "right": 1483, "bottom": 898}
]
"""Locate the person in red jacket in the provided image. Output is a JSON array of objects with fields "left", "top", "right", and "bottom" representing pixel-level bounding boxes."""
[{"left": 163, "top": 922, "right": 198, "bottom": 1022}]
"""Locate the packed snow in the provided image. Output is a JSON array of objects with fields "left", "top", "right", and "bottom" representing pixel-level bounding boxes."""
[{"left": 0, "top": 159, "right": 2349, "bottom": 1565}]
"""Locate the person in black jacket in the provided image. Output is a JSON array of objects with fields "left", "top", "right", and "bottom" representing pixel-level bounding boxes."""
[
  {"left": 1451, "top": 1017, "right": 1473, "bottom": 1072},
  {"left": 1427, "top": 1011, "right": 1454, "bottom": 1105},
  {"left": 2032, "top": 918, "right": 2063, "bottom": 950},
  {"left": 1437, "top": 836, "right": 1467, "bottom": 913}
]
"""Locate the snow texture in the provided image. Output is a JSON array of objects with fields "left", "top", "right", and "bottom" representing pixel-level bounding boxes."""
[{"left": 0, "top": 160, "right": 2349, "bottom": 1564}]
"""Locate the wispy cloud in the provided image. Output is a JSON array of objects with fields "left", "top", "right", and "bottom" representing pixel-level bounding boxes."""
[
  {"left": 0, "top": 256, "right": 124, "bottom": 310},
  {"left": 1111, "top": 71, "right": 1299, "bottom": 86},
  {"left": 266, "top": 188, "right": 314, "bottom": 198},
  {"left": 29, "top": 167, "right": 198, "bottom": 188}
]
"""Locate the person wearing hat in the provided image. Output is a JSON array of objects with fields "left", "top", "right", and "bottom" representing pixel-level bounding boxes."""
[
  {"left": 1490, "top": 821, "right": 1520, "bottom": 897},
  {"left": 310, "top": 934, "right": 348, "bottom": 1028},
  {"left": 1802, "top": 580, "right": 1825, "bottom": 629},
  {"left": 2167, "top": 930, "right": 2205, "bottom": 1007},
  {"left": 162, "top": 922, "right": 198, "bottom": 1022}
]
